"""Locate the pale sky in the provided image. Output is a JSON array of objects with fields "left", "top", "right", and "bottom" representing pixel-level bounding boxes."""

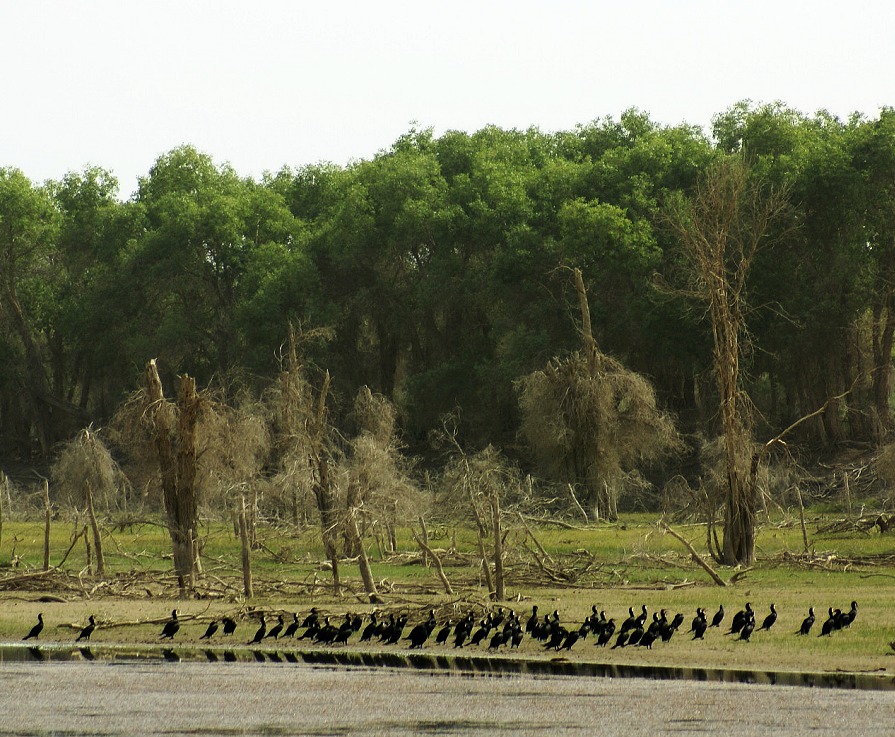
[{"left": 2, "top": 1, "right": 893, "bottom": 199}]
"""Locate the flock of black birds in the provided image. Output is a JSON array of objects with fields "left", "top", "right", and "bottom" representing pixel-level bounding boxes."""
[{"left": 18, "top": 599, "right": 860, "bottom": 653}]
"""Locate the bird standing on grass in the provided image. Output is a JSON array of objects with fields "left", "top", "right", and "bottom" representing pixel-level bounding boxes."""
[
  {"left": 201, "top": 620, "right": 219, "bottom": 640},
  {"left": 250, "top": 615, "right": 267, "bottom": 644},
  {"left": 160, "top": 610, "right": 179, "bottom": 640},
  {"left": 758, "top": 603, "right": 777, "bottom": 632},
  {"left": 797, "top": 608, "right": 815, "bottom": 635},
  {"left": 23, "top": 613, "right": 44, "bottom": 641},
  {"left": 76, "top": 615, "right": 96, "bottom": 642}
]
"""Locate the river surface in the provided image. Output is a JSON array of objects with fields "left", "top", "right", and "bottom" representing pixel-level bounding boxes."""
[{"left": 1, "top": 660, "right": 895, "bottom": 736}]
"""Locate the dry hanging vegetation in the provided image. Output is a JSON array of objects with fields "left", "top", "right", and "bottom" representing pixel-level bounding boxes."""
[{"left": 516, "top": 268, "right": 681, "bottom": 521}]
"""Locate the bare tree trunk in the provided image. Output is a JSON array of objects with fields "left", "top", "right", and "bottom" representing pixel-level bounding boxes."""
[
  {"left": 42, "top": 479, "right": 50, "bottom": 572},
  {"left": 85, "top": 480, "right": 105, "bottom": 576},
  {"left": 490, "top": 493, "right": 505, "bottom": 601},
  {"left": 145, "top": 359, "right": 201, "bottom": 595},
  {"left": 349, "top": 509, "right": 380, "bottom": 603},
  {"left": 239, "top": 499, "right": 254, "bottom": 598}
]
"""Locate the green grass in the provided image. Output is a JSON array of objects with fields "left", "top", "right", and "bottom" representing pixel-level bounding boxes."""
[{"left": 0, "top": 511, "right": 893, "bottom": 677}]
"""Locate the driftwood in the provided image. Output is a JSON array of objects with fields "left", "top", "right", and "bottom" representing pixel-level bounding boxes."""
[
  {"left": 661, "top": 522, "right": 727, "bottom": 587},
  {"left": 411, "top": 532, "right": 454, "bottom": 596}
]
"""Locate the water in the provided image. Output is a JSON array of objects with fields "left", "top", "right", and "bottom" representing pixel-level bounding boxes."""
[{"left": 1, "top": 651, "right": 894, "bottom": 736}]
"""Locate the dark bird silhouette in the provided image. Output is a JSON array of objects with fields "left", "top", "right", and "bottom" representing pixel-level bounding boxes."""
[
  {"left": 692, "top": 614, "right": 708, "bottom": 641},
  {"left": 627, "top": 625, "right": 645, "bottom": 647},
  {"left": 159, "top": 610, "right": 179, "bottom": 640},
  {"left": 266, "top": 614, "right": 285, "bottom": 640},
  {"left": 435, "top": 620, "right": 452, "bottom": 645},
  {"left": 758, "top": 603, "right": 777, "bottom": 632},
  {"left": 596, "top": 619, "right": 616, "bottom": 647},
  {"left": 76, "top": 615, "right": 96, "bottom": 642},
  {"left": 739, "top": 612, "right": 756, "bottom": 642},
  {"left": 200, "top": 620, "right": 219, "bottom": 640},
  {"left": 727, "top": 603, "right": 752, "bottom": 635},
  {"left": 23, "top": 613, "right": 44, "bottom": 641},
  {"left": 283, "top": 613, "right": 300, "bottom": 638},
  {"left": 301, "top": 607, "right": 320, "bottom": 628},
  {"left": 638, "top": 630, "right": 658, "bottom": 649},
  {"left": 360, "top": 612, "right": 379, "bottom": 642},
  {"left": 797, "top": 607, "right": 815, "bottom": 635},
  {"left": 525, "top": 605, "right": 539, "bottom": 634},
  {"left": 620, "top": 607, "right": 637, "bottom": 635},
  {"left": 250, "top": 615, "right": 267, "bottom": 644},
  {"left": 222, "top": 617, "right": 238, "bottom": 636},
  {"left": 840, "top": 601, "right": 858, "bottom": 628},
  {"left": 612, "top": 630, "right": 630, "bottom": 649},
  {"left": 710, "top": 604, "right": 725, "bottom": 628},
  {"left": 820, "top": 608, "right": 840, "bottom": 637},
  {"left": 543, "top": 626, "right": 568, "bottom": 651}
]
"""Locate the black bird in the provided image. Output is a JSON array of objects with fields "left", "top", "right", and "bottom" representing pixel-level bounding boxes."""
[
  {"left": 710, "top": 605, "right": 724, "bottom": 628},
  {"left": 638, "top": 629, "right": 658, "bottom": 649},
  {"left": 627, "top": 625, "right": 645, "bottom": 647},
  {"left": 360, "top": 612, "right": 379, "bottom": 642},
  {"left": 525, "top": 605, "right": 539, "bottom": 634},
  {"left": 635, "top": 604, "right": 648, "bottom": 629},
  {"left": 489, "top": 628, "right": 510, "bottom": 650},
  {"left": 160, "top": 610, "right": 179, "bottom": 640},
  {"left": 757, "top": 603, "right": 777, "bottom": 632},
  {"left": 315, "top": 617, "right": 339, "bottom": 644},
  {"left": 797, "top": 607, "right": 815, "bottom": 635},
  {"left": 200, "top": 620, "right": 219, "bottom": 640},
  {"left": 840, "top": 601, "right": 858, "bottom": 628},
  {"left": 23, "top": 613, "right": 44, "bottom": 641},
  {"left": 612, "top": 630, "right": 630, "bottom": 649},
  {"left": 728, "top": 603, "right": 752, "bottom": 635},
  {"left": 692, "top": 613, "right": 708, "bottom": 641},
  {"left": 620, "top": 607, "right": 637, "bottom": 635},
  {"left": 820, "top": 608, "right": 839, "bottom": 637},
  {"left": 222, "top": 617, "right": 238, "bottom": 636},
  {"left": 739, "top": 612, "right": 756, "bottom": 642},
  {"left": 249, "top": 615, "right": 267, "bottom": 644},
  {"left": 76, "top": 615, "right": 96, "bottom": 642},
  {"left": 283, "top": 613, "right": 300, "bottom": 638},
  {"left": 266, "top": 614, "right": 285, "bottom": 640},
  {"left": 435, "top": 620, "right": 452, "bottom": 645},
  {"left": 301, "top": 607, "right": 320, "bottom": 628},
  {"left": 596, "top": 619, "right": 616, "bottom": 647},
  {"left": 543, "top": 626, "right": 568, "bottom": 651},
  {"left": 407, "top": 619, "right": 435, "bottom": 649}
]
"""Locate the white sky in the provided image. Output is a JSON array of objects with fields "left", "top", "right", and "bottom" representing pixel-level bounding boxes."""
[{"left": 2, "top": 0, "right": 893, "bottom": 199}]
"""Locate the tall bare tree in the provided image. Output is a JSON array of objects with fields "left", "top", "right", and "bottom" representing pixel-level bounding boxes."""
[
  {"left": 663, "top": 155, "right": 791, "bottom": 565},
  {"left": 517, "top": 268, "right": 680, "bottom": 520}
]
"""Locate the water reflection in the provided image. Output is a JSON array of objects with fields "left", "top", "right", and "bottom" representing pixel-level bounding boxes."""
[
  {"left": 161, "top": 649, "right": 180, "bottom": 662},
  {"left": 27, "top": 646, "right": 44, "bottom": 662},
  {"left": 79, "top": 647, "right": 96, "bottom": 661}
]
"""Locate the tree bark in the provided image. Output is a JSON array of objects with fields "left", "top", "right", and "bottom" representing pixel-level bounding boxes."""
[{"left": 145, "top": 359, "right": 201, "bottom": 595}]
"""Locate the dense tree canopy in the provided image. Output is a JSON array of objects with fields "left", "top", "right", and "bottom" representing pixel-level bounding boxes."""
[{"left": 2, "top": 104, "right": 895, "bottom": 499}]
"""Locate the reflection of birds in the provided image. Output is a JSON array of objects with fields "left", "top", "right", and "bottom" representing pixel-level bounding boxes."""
[
  {"left": 201, "top": 620, "right": 219, "bottom": 640},
  {"left": 76, "top": 615, "right": 96, "bottom": 642},
  {"left": 23, "top": 613, "right": 44, "bottom": 641},
  {"left": 160, "top": 610, "right": 180, "bottom": 640},
  {"left": 27, "top": 646, "right": 44, "bottom": 661},
  {"left": 162, "top": 648, "right": 180, "bottom": 662},
  {"left": 79, "top": 647, "right": 95, "bottom": 661}
]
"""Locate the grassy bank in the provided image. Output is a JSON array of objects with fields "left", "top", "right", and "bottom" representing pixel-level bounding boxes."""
[{"left": 0, "top": 514, "right": 893, "bottom": 677}]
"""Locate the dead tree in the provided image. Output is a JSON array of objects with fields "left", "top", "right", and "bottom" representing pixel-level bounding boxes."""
[
  {"left": 517, "top": 268, "right": 680, "bottom": 520},
  {"left": 144, "top": 359, "right": 202, "bottom": 595},
  {"left": 663, "top": 155, "right": 791, "bottom": 565}
]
